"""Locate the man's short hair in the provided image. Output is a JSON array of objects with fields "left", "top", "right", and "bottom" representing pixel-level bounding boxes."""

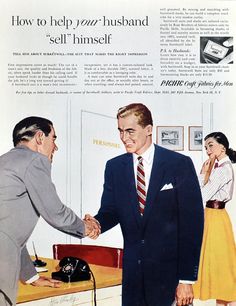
[
  {"left": 13, "top": 116, "right": 53, "bottom": 147},
  {"left": 117, "top": 103, "right": 153, "bottom": 127}
]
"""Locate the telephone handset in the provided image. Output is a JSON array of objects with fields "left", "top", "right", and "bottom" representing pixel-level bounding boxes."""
[{"left": 51, "top": 256, "right": 91, "bottom": 282}]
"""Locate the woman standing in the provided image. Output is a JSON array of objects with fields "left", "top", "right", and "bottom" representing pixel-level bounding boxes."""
[{"left": 194, "top": 132, "right": 236, "bottom": 306}]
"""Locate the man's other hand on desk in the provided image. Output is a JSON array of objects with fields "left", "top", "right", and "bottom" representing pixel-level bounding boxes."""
[
  {"left": 31, "top": 276, "right": 62, "bottom": 288},
  {"left": 84, "top": 215, "right": 101, "bottom": 239}
]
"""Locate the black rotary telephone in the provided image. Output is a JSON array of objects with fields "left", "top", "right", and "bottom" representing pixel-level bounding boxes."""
[{"left": 51, "top": 256, "right": 91, "bottom": 282}]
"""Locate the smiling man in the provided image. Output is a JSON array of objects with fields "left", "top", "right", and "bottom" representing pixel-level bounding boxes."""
[
  {"left": 86, "top": 103, "right": 204, "bottom": 306},
  {"left": 0, "top": 116, "right": 100, "bottom": 306}
]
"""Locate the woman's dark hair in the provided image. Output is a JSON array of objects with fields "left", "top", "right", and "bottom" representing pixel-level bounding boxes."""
[
  {"left": 205, "top": 132, "right": 236, "bottom": 163},
  {"left": 13, "top": 116, "right": 53, "bottom": 147}
]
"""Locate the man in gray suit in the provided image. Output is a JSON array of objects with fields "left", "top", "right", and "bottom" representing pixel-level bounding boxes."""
[{"left": 0, "top": 116, "right": 100, "bottom": 306}]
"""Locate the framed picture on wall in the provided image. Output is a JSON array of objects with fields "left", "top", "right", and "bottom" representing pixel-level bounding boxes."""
[
  {"left": 156, "top": 126, "right": 184, "bottom": 151},
  {"left": 188, "top": 126, "right": 203, "bottom": 151}
]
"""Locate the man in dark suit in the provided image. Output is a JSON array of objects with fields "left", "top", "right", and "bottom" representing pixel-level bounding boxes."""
[{"left": 86, "top": 103, "right": 204, "bottom": 306}]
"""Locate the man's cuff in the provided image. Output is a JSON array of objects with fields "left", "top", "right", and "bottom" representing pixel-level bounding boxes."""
[
  {"left": 25, "top": 274, "right": 39, "bottom": 284},
  {"left": 179, "top": 280, "right": 195, "bottom": 284}
]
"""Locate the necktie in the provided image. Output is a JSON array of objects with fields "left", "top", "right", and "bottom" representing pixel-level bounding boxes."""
[
  {"left": 214, "top": 162, "right": 219, "bottom": 168},
  {"left": 137, "top": 156, "right": 146, "bottom": 215}
]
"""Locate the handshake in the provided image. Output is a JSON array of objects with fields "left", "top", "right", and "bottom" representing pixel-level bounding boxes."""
[{"left": 83, "top": 214, "right": 101, "bottom": 239}]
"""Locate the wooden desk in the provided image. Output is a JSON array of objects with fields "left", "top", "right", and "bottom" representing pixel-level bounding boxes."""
[{"left": 17, "top": 258, "right": 122, "bottom": 305}]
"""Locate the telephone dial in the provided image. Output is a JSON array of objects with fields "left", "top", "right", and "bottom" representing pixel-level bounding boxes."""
[{"left": 52, "top": 256, "right": 91, "bottom": 283}]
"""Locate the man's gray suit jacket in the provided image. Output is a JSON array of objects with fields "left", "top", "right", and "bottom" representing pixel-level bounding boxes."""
[{"left": 0, "top": 145, "right": 85, "bottom": 305}]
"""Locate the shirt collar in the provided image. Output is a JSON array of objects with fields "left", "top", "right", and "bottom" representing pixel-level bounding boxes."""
[
  {"left": 218, "top": 156, "right": 230, "bottom": 166},
  {"left": 133, "top": 143, "right": 155, "bottom": 165}
]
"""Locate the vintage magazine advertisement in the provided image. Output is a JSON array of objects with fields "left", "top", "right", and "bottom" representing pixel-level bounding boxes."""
[{"left": 0, "top": 0, "right": 235, "bottom": 304}]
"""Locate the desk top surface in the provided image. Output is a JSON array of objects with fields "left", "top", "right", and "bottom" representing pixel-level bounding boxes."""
[{"left": 17, "top": 258, "right": 122, "bottom": 303}]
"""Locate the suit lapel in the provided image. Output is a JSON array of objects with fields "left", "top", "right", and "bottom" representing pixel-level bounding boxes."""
[
  {"left": 142, "top": 145, "right": 166, "bottom": 224},
  {"left": 123, "top": 154, "right": 143, "bottom": 227}
]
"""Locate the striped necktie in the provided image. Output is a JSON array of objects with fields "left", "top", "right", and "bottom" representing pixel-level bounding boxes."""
[{"left": 137, "top": 156, "right": 146, "bottom": 215}]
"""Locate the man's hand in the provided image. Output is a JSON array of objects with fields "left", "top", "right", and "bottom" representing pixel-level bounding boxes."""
[
  {"left": 175, "top": 283, "right": 193, "bottom": 306},
  {"left": 83, "top": 214, "right": 101, "bottom": 239},
  {"left": 31, "top": 276, "right": 61, "bottom": 288}
]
